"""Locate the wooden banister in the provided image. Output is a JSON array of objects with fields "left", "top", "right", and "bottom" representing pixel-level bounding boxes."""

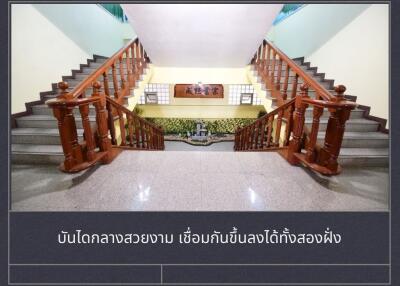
[
  {"left": 47, "top": 38, "right": 164, "bottom": 173},
  {"left": 238, "top": 40, "right": 358, "bottom": 175}
]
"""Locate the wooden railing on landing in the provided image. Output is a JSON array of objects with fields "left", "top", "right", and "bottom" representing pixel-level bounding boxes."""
[
  {"left": 47, "top": 38, "right": 164, "bottom": 173},
  {"left": 235, "top": 40, "right": 357, "bottom": 176}
]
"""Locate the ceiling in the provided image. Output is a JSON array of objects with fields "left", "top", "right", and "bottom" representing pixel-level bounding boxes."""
[{"left": 122, "top": 4, "right": 283, "bottom": 67}]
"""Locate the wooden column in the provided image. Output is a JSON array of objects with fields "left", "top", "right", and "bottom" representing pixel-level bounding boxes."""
[
  {"left": 79, "top": 103, "right": 95, "bottom": 161},
  {"left": 287, "top": 84, "right": 309, "bottom": 164},
  {"left": 92, "top": 81, "right": 112, "bottom": 157},
  {"left": 318, "top": 85, "right": 351, "bottom": 173},
  {"left": 305, "top": 106, "right": 324, "bottom": 162}
]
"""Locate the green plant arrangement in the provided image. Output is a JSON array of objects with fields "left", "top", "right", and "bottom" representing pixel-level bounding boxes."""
[
  {"left": 133, "top": 106, "right": 144, "bottom": 116},
  {"left": 144, "top": 118, "right": 256, "bottom": 134}
]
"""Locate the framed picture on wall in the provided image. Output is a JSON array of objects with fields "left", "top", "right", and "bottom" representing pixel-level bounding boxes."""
[
  {"left": 240, "top": 93, "right": 253, "bottom": 105},
  {"left": 145, "top": 92, "right": 158, "bottom": 104}
]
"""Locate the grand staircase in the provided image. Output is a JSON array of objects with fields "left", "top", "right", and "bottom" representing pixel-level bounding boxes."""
[
  {"left": 12, "top": 38, "right": 164, "bottom": 172},
  {"left": 12, "top": 57, "right": 150, "bottom": 164},
  {"left": 235, "top": 39, "right": 389, "bottom": 175},
  {"left": 250, "top": 57, "right": 389, "bottom": 167}
]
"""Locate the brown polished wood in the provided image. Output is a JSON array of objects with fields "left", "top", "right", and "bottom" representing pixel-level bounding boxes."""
[
  {"left": 47, "top": 38, "right": 164, "bottom": 173},
  {"left": 236, "top": 40, "right": 357, "bottom": 176}
]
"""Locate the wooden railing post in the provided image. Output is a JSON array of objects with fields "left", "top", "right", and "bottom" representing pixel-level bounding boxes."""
[
  {"left": 287, "top": 84, "right": 309, "bottom": 164},
  {"left": 92, "top": 81, "right": 112, "bottom": 160},
  {"left": 318, "top": 85, "right": 352, "bottom": 173},
  {"left": 79, "top": 102, "right": 96, "bottom": 162},
  {"left": 305, "top": 106, "right": 324, "bottom": 162}
]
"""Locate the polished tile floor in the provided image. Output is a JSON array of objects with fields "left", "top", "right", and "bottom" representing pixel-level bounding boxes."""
[{"left": 11, "top": 150, "right": 389, "bottom": 211}]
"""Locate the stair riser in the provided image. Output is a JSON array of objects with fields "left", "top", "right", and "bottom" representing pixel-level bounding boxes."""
[
  {"left": 66, "top": 79, "right": 142, "bottom": 88},
  {"left": 16, "top": 118, "right": 95, "bottom": 129},
  {"left": 305, "top": 110, "right": 364, "bottom": 119},
  {"left": 32, "top": 106, "right": 96, "bottom": 116},
  {"left": 12, "top": 153, "right": 63, "bottom": 165},
  {"left": 12, "top": 134, "right": 84, "bottom": 145},
  {"left": 306, "top": 122, "right": 378, "bottom": 132},
  {"left": 338, "top": 157, "right": 389, "bottom": 167},
  {"left": 257, "top": 76, "right": 331, "bottom": 89},
  {"left": 318, "top": 138, "right": 389, "bottom": 148}
]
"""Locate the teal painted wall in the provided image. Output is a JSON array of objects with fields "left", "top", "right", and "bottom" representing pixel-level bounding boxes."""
[
  {"left": 33, "top": 4, "right": 136, "bottom": 57},
  {"left": 267, "top": 4, "right": 371, "bottom": 58}
]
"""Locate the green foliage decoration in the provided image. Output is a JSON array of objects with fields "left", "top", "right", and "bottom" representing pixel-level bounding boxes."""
[{"left": 144, "top": 118, "right": 256, "bottom": 134}]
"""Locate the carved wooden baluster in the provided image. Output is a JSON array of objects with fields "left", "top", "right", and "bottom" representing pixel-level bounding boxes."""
[
  {"left": 117, "top": 109, "right": 126, "bottom": 146},
  {"left": 254, "top": 121, "right": 261, "bottom": 149},
  {"left": 92, "top": 81, "right": 112, "bottom": 156},
  {"left": 266, "top": 116, "right": 274, "bottom": 147},
  {"left": 111, "top": 62, "right": 119, "bottom": 99},
  {"left": 128, "top": 115, "right": 134, "bottom": 147},
  {"left": 131, "top": 43, "right": 137, "bottom": 82},
  {"left": 136, "top": 42, "right": 142, "bottom": 74},
  {"left": 319, "top": 85, "right": 351, "bottom": 172},
  {"left": 291, "top": 73, "right": 299, "bottom": 99},
  {"left": 260, "top": 42, "right": 266, "bottom": 71},
  {"left": 284, "top": 104, "right": 294, "bottom": 146},
  {"left": 119, "top": 55, "right": 126, "bottom": 89},
  {"left": 134, "top": 117, "right": 140, "bottom": 148},
  {"left": 259, "top": 117, "right": 267, "bottom": 149},
  {"left": 282, "top": 66, "right": 290, "bottom": 100},
  {"left": 274, "top": 110, "right": 284, "bottom": 147},
  {"left": 287, "top": 84, "right": 309, "bottom": 164},
  {"left": 140, "top": 43, "right": 146, "bottom": 69},
  {"left": 126, "top": 48, "right": 133, "bottom": 86},
  {"left": 305, "top": 106, "right": 324, "bottom": 163},
  {"left": 79, "top": 101, "right": 95, "bottom": 162},
  {"left": 243, "top": 126, "right": 249, "bottom": 150},
  {"left": 270, "top": 50, "right": 276, "bottom": 86},
  {"left": 139, "top": 119, "right": 146, "bottom": 148},
  {"left": 276, "top": 57, "right": 283, "bottom": 91},
  {"left": 249, "top": 123, "right": 255, "bottom": 150},
  {"left": 265, "top": 44, "right": 271, "bottom": 77},
  {"left": 103, "top": 71, "right": 117, "bottom": 145}
]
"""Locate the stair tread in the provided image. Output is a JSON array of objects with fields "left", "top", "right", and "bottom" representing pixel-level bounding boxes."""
[
  {"left": 317, "top": 131, "right": 388, "bottom": 139},
  {"left": 305, "top": 118, "right": 378, "bottom": 125},
  {"left": 339, "top": 148, "right": 389, "bottom": 157},
  {"left": 12, "top": 128, "right": 83, "bottom": 136},
  {"left": 16, "top": 114, "right": 96, "bottom": 121},
  {"left": 12, "top": 144, "right": 63, "bottom": 154}
]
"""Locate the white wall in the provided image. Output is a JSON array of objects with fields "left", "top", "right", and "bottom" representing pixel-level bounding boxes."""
[
  {"left": 267, "top": 4, "right": 370, "bottom": 58},
  {"left": 11, "top": 4, "right": 135, "bottom": 114},
  {"left": 150, "top": 67, "right": 250, "bottom": 84},
  {"left": 306, "top": 4, "right": 389, "bottom": 124},
  {"left": 12, "top": 4, "right": 91, "bottom": 114}
]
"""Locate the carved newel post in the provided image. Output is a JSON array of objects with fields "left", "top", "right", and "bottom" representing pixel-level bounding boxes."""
[
  {"left": 287, "top": 83, "right": 309, "bottom": 164},
  {"left": 53, "top": 82, "right": 83, "bottom": 171},
  {"left": 318, "top": 85, "right": 353, "bottom": 174}
]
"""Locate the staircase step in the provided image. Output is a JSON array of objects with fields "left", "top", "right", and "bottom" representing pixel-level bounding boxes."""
[
  {"left": 15, "top": 114, "right": 96, "bottom": 129},
  {"left": 32, "top": 104, "right": 97, "bottom": 116},
  {"left": 338, "top": 148, "right": 388, "bottom": 166},
  {"left": 305, "top": 108, "right": 364, "bottom": 119},
  {"left": 12, "top": 144, "right": 64, "bottom": 164},
  {"left": 305, "top": 118, "right": 379, "bottom": 132},
  {"left": 12, "top": 128, "right": 84, "bottom": 145},
  {"left": 317, "top": 131, "right": 389, "bottom": 148}
]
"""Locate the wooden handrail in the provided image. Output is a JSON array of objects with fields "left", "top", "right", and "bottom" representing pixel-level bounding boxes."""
[
  {"left": 263, "top": 40, "right": 335, "bottom": 102},
  {"left": 56, "top": 38, "right": 143, "bottom": 101},
  {"left": 47, "top": 38, "right": 164, "bottom": 173}
]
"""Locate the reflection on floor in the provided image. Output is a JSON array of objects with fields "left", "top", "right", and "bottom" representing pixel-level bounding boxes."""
[
  {"left": 164, "top": 141, "right": 234, "bottom": 151},
  {"left": 11, "top": 148, "right": 389, "bottom": 212}
]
